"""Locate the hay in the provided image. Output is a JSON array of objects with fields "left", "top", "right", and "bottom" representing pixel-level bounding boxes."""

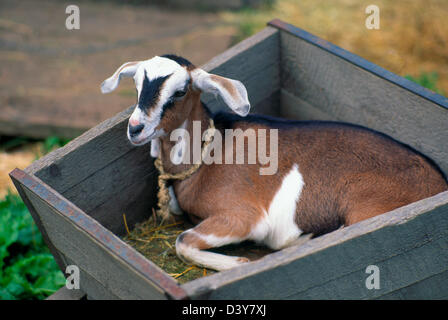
[{"left": 122, "top": 212, "right": 273, "bottom": 284}]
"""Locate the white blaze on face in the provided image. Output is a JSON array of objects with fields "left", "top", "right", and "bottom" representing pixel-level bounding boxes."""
[{"left": 128, "top": 56, "right": 190, "bottom": 145}]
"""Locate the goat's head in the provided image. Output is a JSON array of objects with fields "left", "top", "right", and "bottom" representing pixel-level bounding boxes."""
[{"left": 101, "top": 54, "right": 250, "bottom": 146}]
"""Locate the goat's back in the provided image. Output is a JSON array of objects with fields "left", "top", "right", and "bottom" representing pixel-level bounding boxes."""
[{"left": 213, "top": 113, "right": 448, "bottom": 235}]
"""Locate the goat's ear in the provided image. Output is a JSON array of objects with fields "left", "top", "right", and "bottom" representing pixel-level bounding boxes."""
[
  {"left": 101, "top": 61, "right": 140, "bottom": 94},
  {"left": 191, "top": 69, "right": 250, "bottom": 116}
]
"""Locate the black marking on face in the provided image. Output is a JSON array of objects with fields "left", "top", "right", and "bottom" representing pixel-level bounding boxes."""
[
  {"left": 159, "top": 78, "right": 191, "bottom": 118},
  {"left": 138, "top": 71, "right": 171, "bottom": 113},
  {"left": 161, "top": 54, "right": 193, "bottom": 68}
]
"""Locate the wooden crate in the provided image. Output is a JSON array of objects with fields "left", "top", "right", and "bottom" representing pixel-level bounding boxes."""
[{"left": 10, "top": 19, "right": 448, "bottom": 300}]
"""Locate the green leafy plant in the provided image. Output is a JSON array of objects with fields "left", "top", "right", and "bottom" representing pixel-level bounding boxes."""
[
  {"left": 405, "top": 72, "right": 445, "bottom": 95},
  {"left": 0, "top": 191, "right": 65, "bottom": 300},
  {"left": 41, "top": 136, "right": 71, "bottom": 155}
]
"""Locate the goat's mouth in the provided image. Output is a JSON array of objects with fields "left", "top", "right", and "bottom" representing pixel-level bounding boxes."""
[
  {"left": 129, "top": 135, "right": 152, "bottom": 146},
  {"left": 128, "top": 129, "right": 162, "bottom": 146}
]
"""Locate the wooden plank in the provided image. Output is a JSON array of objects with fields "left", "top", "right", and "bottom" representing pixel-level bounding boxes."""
[
  {"left": 182, "top": 191, "right": 448, "bottom": 299},
  {"left": 61, "top": 254, "right": 121, "bottom": 300},
  {"left": 25, "top": 105, "right": 137, "bottom": 191},
  {"left": 23, "top": 104, "right": 158, "bottom": 234},
  {"left": 201, "top": 26, "right": 280, "bottom": 114},
  {"left": 46, "top": 286, "right": 86, "bottom": 300},
  {"left": 276, "top": 28, "right": 448, "bottom": 174},
  {"left": 280, "top": 89, "right": 334, "bottom": 121},
  {"left": 22, "top": 188, "right": 168, "bottom": 299},
  {"left": 252, "top": 90, "right": 281, "bottom": 117},
  {"left": 10, "top": 174, "right": 68, "bottom": 274},
  {"left": 268, "top": 19, "right": 448, "bottom": 109},
  {"left": 60, "top": 147, "right": 158, "bottom": 235},
  {"left": 377, "top": 269, "right": 448, "bottom": 300},
  {"left": 11, "top": 169, "right": 186, "bottom": 300}
]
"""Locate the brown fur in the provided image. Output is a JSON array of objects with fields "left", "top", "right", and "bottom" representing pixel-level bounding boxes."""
[
  {"left": 155, "top": 85, "right": 448, "bottom": 245},
  {"left": 210, "top": 74, "right": 238, "bottom": 100},
  {"left": 115, "top": 61, "right": 139, "bottom": 78}
]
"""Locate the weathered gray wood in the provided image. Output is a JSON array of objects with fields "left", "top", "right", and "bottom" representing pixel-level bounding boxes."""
[
  {"left": 10, "top": 175, "right": 68, "bottom": 274},
  {"left": 280, "top": 89, "right": 334, "bottom": 121},
  {"left": 377, "top": 269, "right": 448, "bottom": 300},
  {"left": 279, "top": 31, "right": 448, "bottom": 175},
  {"left": 46, "top": 286, "right": 86, "bottom": 300},
  {"left": 252, "top": 90, "right": 281, "bottom": 117},
  {"left": 27, "top": 103, "right": 157, "bottom": 234},
  {"left": 182, "top": 191, "right": 448, "bottom": 299},
  {"left": 24, "top": 105, "right": 157, "bottom": 235},
  {"left": 60, "top": 147, "right": 158, "bottom": 235},
  {"left": 201, "top": 26, "right": 280, "bottom": 114},
  {"left": 25, "top": 105, "right": 137, "bottom": 190},
  {"left": 21, "top": 187, "right": 170, "bottom": 300},
  {"left": 61, "top": 254, "right": 120, "bottom": 300}
]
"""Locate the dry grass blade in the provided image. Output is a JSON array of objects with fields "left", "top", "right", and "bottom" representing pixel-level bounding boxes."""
[{"left": 122, "top": 211, "right": 274, "bottom": 284}]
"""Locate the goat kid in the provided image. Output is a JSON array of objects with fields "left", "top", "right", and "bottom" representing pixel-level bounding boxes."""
[{"left": 102, "top": 54, "right": 448, "bottom": 271}]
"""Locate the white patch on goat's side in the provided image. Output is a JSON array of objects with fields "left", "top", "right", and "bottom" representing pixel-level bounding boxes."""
[
  {"left": 168, "top": 186, "right": 183, "bottom": 216},
  {"left": 176, "top": 230, "right": 248, "bottom": 271},
  {"left": 251, "top": 164, "right": 304, "bottom": 250}
]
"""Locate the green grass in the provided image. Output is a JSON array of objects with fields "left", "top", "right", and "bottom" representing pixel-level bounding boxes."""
[
  {"left": 405, "top": 72, "right": 445, "bottom": 96},
  {"left": 40, "top": 136, "right": 70, "bottom": 156},
  {"left": 0, "top": 135, "right": 71, "bottom": 300},
  {"left": 0, "top": 191, "right": 65, "bottom": 300}
]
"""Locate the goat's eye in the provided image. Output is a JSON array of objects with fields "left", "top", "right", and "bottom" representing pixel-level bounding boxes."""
[{"left": 174, "top": 90, "right": 186, "bottom": 98}]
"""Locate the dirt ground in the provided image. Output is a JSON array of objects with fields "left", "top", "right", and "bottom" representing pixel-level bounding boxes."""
[{"left": 0, "top": 0, "right": 237, "bottom": 135}]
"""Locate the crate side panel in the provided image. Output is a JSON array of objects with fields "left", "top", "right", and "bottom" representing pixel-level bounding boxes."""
[
  {"left": 183, "top": 192, "right": 448, "bottom": 299},
  {"left": 253, "top": 90, "right": 281, "bottom": 117},
  {"left": 60, "top": 146, "right": 157, "bottom": 235},
  {"left": 27, "top": 106, "right": 135, "bottom": 191},
  {"left": 61, "top": 253, "right": 120, "bottom": 300},
  {"left": 377, "top": 269, "right": 448, "bottom": 300},
  {"left": 288, "top": 226, "right": 448, "bottom": 299},
  {"left": 279, "top": 31, "right": 448, "bottom": 174},
  {"left": 201, "top": 27, "right": 280, "bottom": 115},
  {"left": 46, "top": 286, "right": 86, "bottom": 301},
  {"left": 10, "top": 173, "right": 68, "bottom": 273},
  {"left": 22, "top": 188, "right": 169, "bottom": 300},
  {"left": 26, "top": 105, "right": 156, "bottom": 234}
]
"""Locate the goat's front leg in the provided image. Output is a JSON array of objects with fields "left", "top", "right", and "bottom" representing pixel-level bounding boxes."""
[{"left": 175, "top": 215, "right": 251, "bottom": 271}]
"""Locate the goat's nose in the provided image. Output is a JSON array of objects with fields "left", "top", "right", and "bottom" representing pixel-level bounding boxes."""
[{"left": 129, "top": 124, "right": 144, "bottom": 137}]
